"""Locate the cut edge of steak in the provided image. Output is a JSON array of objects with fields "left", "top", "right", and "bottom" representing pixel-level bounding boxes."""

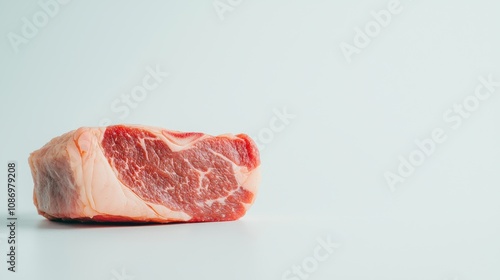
[{"left": 29, "top": 130, "right": 81, "bottom": 219}]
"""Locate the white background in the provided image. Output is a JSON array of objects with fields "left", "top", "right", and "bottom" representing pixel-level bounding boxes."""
[{"left": 1, "top": 0, "right": 500, "bottom": 279}]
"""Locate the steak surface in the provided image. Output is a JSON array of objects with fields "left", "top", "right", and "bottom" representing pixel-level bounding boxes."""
[{"left": 29, "top": 125, "right": 261, "bottom": 223}]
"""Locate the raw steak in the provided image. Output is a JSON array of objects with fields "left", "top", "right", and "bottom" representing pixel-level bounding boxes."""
[{"left": 29, "top": 125, "right": 261, "bottom": 223}]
